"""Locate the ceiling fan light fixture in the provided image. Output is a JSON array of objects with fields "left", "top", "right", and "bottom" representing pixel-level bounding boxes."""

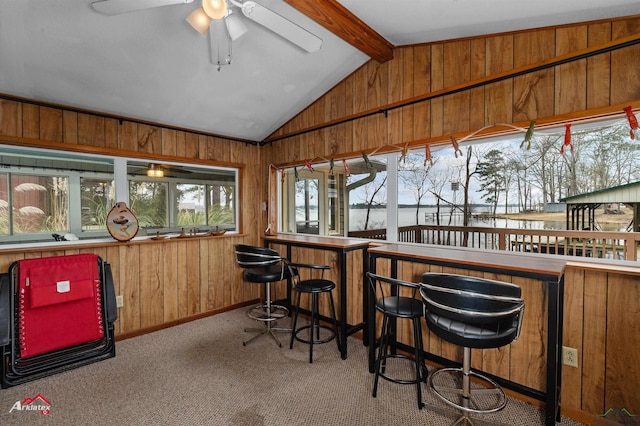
[
  {"left": 186, "top": 7, "right": 211, "bottom": 35},
  {"left": 202, "top": 0, "right": 227, "bottom": 20},
  {"left": 147, "top": 164, "right": 164, "bottom": 178}
]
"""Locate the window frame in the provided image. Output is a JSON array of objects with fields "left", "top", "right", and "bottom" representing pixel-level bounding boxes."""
[{"left": 0, "top": 144, "right": 241, "bottom": 245}]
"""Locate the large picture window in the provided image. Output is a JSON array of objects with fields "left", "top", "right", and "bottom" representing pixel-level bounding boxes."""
[
  {"left": 0, "top": 146, "right": 239, "bottom": 244},
  {"left": 127, "top": 161, "right": 237, "bottom": 233},
  {"left": 278, "top": 118, "right": 640, "bottom": 240}
]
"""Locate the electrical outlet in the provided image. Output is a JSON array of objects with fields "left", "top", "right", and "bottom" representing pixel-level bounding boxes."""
[
  {"left": 116, "top": 295, "right": 124, "bottom": 308},
  {"left": 562, "top": 346, "right": 578, "bottom": 368}
]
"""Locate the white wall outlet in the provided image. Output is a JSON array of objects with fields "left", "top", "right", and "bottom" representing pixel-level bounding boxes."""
[
  {"left": 116, "top": 295, "right": 124, "bottom": 308},
  {"left": 562, "top": 346, "right": 578, "bottom": 368}
]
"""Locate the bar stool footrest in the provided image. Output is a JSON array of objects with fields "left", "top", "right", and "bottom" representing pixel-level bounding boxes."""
[
  {"left": 293, "top": 324, "right": 336, "bottom": 345},
  {"left": 378, "top": 353, "right": 427, "bottom": 385},
  {"left": 429, "top": 367, "right": 507, "bottom": 415},
  {"left": 247, "top": 304, "right": 288, "bottom": 322}
]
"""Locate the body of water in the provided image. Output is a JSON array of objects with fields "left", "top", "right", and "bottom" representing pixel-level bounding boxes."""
[
  {"left": 349, "top": 206, "right": 553, "bottom": 232},
  {"left": 297, "top": 205, "right": 624, "bottom": 232}
]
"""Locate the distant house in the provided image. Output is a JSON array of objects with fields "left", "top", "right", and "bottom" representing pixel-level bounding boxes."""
[{"left": 545, "top": 203, "right": 566, "bottom": 213}]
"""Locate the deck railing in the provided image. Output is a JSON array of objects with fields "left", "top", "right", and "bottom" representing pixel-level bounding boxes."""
[{"left": 349, "top": 225, "right": 640, "bottom": 261}]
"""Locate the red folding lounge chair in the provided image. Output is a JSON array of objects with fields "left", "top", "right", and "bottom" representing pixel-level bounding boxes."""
[{"left": 0, "top": 253, "right": 117, "bottom": 388}]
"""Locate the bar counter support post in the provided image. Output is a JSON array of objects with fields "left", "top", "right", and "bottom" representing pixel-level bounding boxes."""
[
  {"left": 339, "top": 249, "right": 348, "bottom": 359},
  {"left": 546, "top": 276, "right": 564, "bottom": 426},
  {"left": 367, "top": 253, "right": 377, "bottom": 373},
  {"left": 286, "top": 245, "right": 293, "bottom": 310},
  {"left": 362, "top": 246, "right": 369, "bottom": 347}
]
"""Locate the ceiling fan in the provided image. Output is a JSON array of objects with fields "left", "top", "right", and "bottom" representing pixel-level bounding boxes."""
[
  {"left": 129, "top": 163, "right": 194, "bottom": 178},
  {"left": 90, "top": 0, "right": 323, "bottom": 69}
]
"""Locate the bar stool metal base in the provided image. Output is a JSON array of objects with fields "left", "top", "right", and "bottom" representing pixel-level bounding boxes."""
[
  {"left": 373, "top": 314, "right": 427, "bottom": 409},
  {"left": 291, "top": 323, "right": 336, "bottom": 355},
  {"left": 428, "top": 348, "right": 507, "bottom": 426},
  {"left": 289, "top": 279, "right": 340, "bottom": 363},
  {"left": 243, "top": 321, "right": 291, "bottom": 347},
  {"left": 243, "top": 282, "right": 291, "bottom": 347}
]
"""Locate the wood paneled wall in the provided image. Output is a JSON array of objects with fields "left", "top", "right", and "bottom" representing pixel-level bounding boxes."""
[
  {"left": 0, "top": 98, "right": 267, "bottom": 337},
  {"left": 0, "top": 237, "right": 258, "bottom": 336},
  {"left": 264, "top": 17, "right": 640, "bottom": 167},
  {"left": 0, "top": 99, "right": 253, "bottom": 163},
  {"left": 562, "top": 266, "right": 640, "bottom": 419}
]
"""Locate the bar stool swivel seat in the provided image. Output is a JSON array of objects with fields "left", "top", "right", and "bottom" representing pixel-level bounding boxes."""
[{"left": 420, "top": 273, "right": 525, "bottom": 426}]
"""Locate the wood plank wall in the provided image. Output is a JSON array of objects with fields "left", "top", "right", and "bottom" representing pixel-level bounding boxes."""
[
  {"left": 264, "top": 17, "right": 640, "bottom": 166},
  {"left": 0, "top": 238, "right": 256, "bottom": 337},
  {"left": 0, "top": 99, "right": 267, "bottom": 337},
  {"left": 562, "top": 266, "right": 640, "bottom": 420}
]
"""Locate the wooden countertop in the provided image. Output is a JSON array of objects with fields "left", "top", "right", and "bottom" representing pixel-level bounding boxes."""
[
  {"left": 263, "top": 233, "right": 371, "bottom": 250},
  {"left": 566, "top": 258, "right": 640, "bottom": 277},
  {"left": 265, "top": 236, "right": 640, "bottom": 278},
  {"left": 369, "top": 243, "right": 567, "bottom": 279}
]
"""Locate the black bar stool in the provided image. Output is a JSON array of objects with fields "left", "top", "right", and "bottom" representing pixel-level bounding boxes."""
[
  {"left": 234, "top": 244, "right": 294, "bottom": 347},
  {"left": 367, "top": 272, "right": 427, "bottom": 409},
  {"left": 288, "top": 262, "right": 340, "bottom": 363},
  {"left": 420, "top": 273, "right": 525, "bottom": 425}
]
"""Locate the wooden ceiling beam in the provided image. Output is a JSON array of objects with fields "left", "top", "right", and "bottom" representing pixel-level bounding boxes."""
[{"left": 284, "top": 0, "right": 394, "bottom": 63}]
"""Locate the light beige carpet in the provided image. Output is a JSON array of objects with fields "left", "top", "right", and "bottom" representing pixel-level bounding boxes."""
[{"left": 0, "top": 308, "right": 585, "bottom": 425}]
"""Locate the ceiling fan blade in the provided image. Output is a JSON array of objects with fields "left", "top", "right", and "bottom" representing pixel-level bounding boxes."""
[
  {"left": 91, "top": 0, "right": 194, "bottom": 15},
  {"left": 240, "top": 1, "right": 322, "bottom": 53}
]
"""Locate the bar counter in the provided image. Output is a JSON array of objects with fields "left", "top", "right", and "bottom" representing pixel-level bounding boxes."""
[
  {"left": 263, "top": 234, "right": 370, "bottom": 359},
  {"left": 368, "top": 243, "right": 566, "bottom": 426},
  {"left": 369, "top": 242, "right": 567, "bottom": 280}
]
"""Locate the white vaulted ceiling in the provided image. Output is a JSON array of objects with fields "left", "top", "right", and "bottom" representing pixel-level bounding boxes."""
[{"left": 0, "top": 0, "right": 639, "bottom": 142}]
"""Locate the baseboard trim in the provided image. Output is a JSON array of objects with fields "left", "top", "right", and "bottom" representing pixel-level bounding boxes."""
[{"left": 114, "top": 300, "right": 258, "bottom": 341}]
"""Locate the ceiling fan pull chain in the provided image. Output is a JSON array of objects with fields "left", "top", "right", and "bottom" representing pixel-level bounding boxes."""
[{"left": 209, "top": 17, "right": 233, "bottom": 71}]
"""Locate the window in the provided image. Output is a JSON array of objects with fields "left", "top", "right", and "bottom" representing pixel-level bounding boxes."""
[
  {"left": 127, "top": 161, "right": 237, "bottom": 233},
  {"left": 278, "top": 155, "right": 387, "bottom": 237},
  {"left": 290, "top": 170, "right": 322, "bottom": 234},
  {"left": 277, "top": 118, "right": 639, "bottom": 240},
  {"left": 129, "top": 180, "right": 168, "bottom": 228},
  {"left": 81, "top": 177, "right": 115, "bottom": 231},
  {"left": 11, "top": 174, "right": 69, "bottom": 234},
  {"left": 0, "top": 146, "right": 239, "bottom": 244},
  {"left": 0, "top": 173, "right": 7, "bottom": 235}
]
